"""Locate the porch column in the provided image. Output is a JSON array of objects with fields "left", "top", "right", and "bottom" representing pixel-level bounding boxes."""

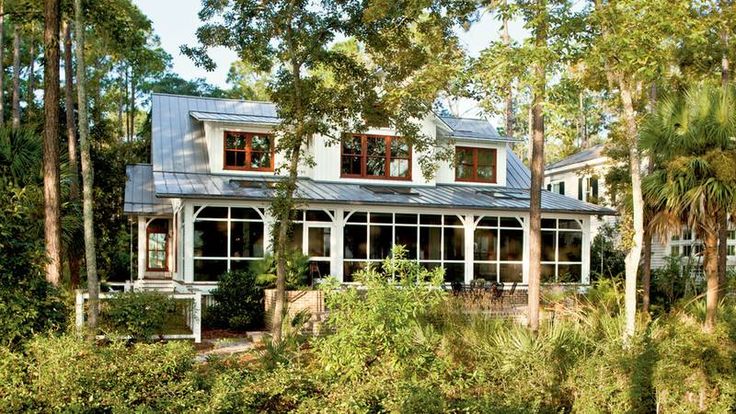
[
  {"left": 464, "top": 214, "right": 474, "bottom": 284},
  {"left": 581, "top": 215, "right": 591, "bottom": 284},
  {"left": 262, "top": 209, "right": 275, "bottom": 254},
  {"left": 137, "top": 216, "right": 146, "bottom": 280},
  {"left": 183, "top": 203, "right": 194, "bottom": 284},
  {"left": 333, "top": 207, "right": 345, "bottom": 282},
  {"left": 522, "top": 212, "right": 530, "bottom": 285}
]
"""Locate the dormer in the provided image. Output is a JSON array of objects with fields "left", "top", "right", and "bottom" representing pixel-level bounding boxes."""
[{"left": 434, "top": 115, "right": 520, "bottom": 187}]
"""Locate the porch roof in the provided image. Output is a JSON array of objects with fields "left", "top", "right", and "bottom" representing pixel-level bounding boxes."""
[
  {"left": 149, "top": 170, "right": 614, "bottom": 215},
  {"left": 124, "top": 164, "right": 173, "bottom": 215}
]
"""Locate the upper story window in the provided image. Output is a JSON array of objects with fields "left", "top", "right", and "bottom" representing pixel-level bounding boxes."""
[
  {"left": 224, "top": 131, "right": 274, "bottom": 171},
  {"left": 547, "top": 181, "right": 565, "bottom": 195},
  {"left": 455, "top": 146, "right": 497, "bottom": 183},
  {"left": 340, "top": 134, "right": 411, "bottom": 180}
]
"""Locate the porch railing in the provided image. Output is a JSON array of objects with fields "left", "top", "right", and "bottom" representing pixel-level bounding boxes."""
[{"left": 75, "top": 290, "right": 202, "bottom": 343}]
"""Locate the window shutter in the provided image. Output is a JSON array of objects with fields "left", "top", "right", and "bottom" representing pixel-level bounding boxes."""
[
  {"left": 577, "top": 178, "right": 583, "bottom": 200},
  {"left": 591, "top": 177, "right": 599, "bottom": 199},
  {"left": 559, "top": 182, "right": 565, "bottom": 195},
  {"left": 547, "top": 183, "right": 552, "bottom": 191}
]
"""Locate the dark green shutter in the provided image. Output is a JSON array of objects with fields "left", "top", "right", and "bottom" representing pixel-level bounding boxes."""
[
  {"left": 577, "top": 178, "right": 583, "bottom": 200},
  {"left": 591, "top": 177, "right": 599, "bottom": 200},
  {"left": 559, "top": 182, "right": 565, "bottom": 195}
]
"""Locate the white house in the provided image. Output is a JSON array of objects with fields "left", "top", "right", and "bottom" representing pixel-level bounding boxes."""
[
  {"left": 123, "top": 93, "right": 614, "bottom": 292},
  {"left": 544, "top": 145, "right": 736, "bottom": 271}
]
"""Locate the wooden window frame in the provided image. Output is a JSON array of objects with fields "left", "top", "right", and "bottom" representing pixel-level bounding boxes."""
[
  {"left": 223, "top": 131, "right": 275, "bottom": 172},
  {"left": 454, "top": 146, "right": 497, "bottom": 184},
  {"left": 146, "top": 220, "right": 169, "bottom": 272},
  {"left": 340, "top": 134, "right": 412, "bottom": 181}
]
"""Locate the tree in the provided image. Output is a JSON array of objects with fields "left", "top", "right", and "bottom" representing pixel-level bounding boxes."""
[
  {"left": 642, "top": 84, "right": 736, "bottom": 332},
  {"left": 0, "top": 0, "right": 5, "bottom": 126},
  {"left": 63, "top": 20, "right": 81, "bottom": 288},
  {"left": 42, "top": 0, "right": 61, "bottom": 286},
  {"left": 185, "top": 0, "right": 472, "bottom": 342},
  {"left": 11, "top": 25, "right": 20, "bottom": 129},
  {"left": 75, "top": 0, "right": 99, "bottom": 328},
  {"left": 582, "top": 0, "right": 692, "bottom": 340}
]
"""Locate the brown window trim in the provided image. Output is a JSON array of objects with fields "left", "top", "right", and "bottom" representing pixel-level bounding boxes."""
[
  {"left": 340, "top": 134, "right": 412, "bottom": 181},
  {"left": 455, "top": 146, "right": 497, "bottom": 184},
  {"left": 146, "top": 220, "right": 169, "bottom": 272},
  {"left": 223, "top": 131, "right": 275, "bottom": 172}
]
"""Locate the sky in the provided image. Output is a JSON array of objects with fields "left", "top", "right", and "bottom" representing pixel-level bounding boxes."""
[{"left": 133, "top": 0, "right": 528, "bottom": 117}]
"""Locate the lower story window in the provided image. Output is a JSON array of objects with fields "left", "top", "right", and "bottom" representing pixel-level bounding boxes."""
[
  {"left": 473, "top": 216, "right": 524, "bottom": 284},
  {"left": 540, "top": 218, "right": 583, "bottom": 283},
  {"left": 147, "top": 219, "right": 169, "bottom": 271},
  {"left": 193, "top": 206, "right": 265, "bottom": 282}
]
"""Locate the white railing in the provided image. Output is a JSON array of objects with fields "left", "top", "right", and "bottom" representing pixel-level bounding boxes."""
[{"left": 75, "top": 290, "right": 202, "bottom": 343}]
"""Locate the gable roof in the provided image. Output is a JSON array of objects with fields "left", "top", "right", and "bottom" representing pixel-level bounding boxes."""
[
  {"left": 151, "top": 93, "right": 277, "bottom": 175},
  {"left": 546, "top": 144, "right": 606, "bottom": 171},
  {"left": 439, "top": 116, "right": 520, "bottom": 142}
]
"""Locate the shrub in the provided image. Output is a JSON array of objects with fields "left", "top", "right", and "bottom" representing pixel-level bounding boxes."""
[
  {"left": 590, "top": 222, "right": 626, "bottom": 281},
  {"left": 100, "top": 291, "right": 176, "bottom": 340},
  {"left": 250, "top": 250, "right": 310, "bottom": 289},
  {"left": 0, "top": 185, "right": 67, "bottom": 348},
  {"left": 0, "top": 335, "right": 204, "bottom": 412},
  {"left": 205, "top": 269, "right": 264, "bottom": 331}
]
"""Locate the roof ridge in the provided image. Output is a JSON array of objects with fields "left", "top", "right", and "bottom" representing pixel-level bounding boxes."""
[{"left": 152, "top": 92, "right": 275, "bottom": 105}]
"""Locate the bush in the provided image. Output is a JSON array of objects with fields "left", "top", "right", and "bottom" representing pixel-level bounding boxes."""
[
  {"left": 251, "top": 250, "right": 310, "bottom": 289},
  {"left": 0, "top": 335, "right": 204, "bottom": 412},
  {"left": 100, "top": 291, "right": 176, "bottom": 340},
  {"left": 590, "top": 222, "right": 626, "bottom": 281},
  {"left": 205, "top": 269, "right": 264, "bottom": 331},
  {"left": 0, "top": 185, "right": 67, "bottom": 348}
]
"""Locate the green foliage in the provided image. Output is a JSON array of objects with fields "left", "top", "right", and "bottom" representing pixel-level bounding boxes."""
[
  {"left": 0, "top": 335, "right": 203, "bottom": 413},
  {"left": 0, "top": 184, "right": 67, "bottom": 349},
  {"left": 205, "top": 270, "right": 264, "bottom": 331},
  {"left": 100, "top": 291, "right": 176, "bottom": 341},
  {"left": 651, "top": 256, "right": 699, "bottom": 313},
  {"left": 590, "top": 222, "right": 627, "bottom": 280},
  {"left": 251, "top": 251, "right": 310, "bottom": 289}
]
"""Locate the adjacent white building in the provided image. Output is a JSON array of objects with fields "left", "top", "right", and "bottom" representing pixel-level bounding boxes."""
[
  {"left": 123, "top": 93, "right": 614, "bottom": 292},
  {"left": 544, "top": 145, "right": 736, "bottom": 272}
]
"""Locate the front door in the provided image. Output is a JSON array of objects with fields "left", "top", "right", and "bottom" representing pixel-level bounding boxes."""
[{"left": 304, "top": 224, "right": 331, "bottom": 283}]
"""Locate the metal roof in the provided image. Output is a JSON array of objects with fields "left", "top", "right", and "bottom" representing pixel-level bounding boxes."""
[
  {"left": 439, "top": 116, "right": 519, "bottom": 142},
  {"left": 148, "top": 172, "right": 613, "bottom": 216},
  {"left": 151, "top": 93, "right": 277, "bottom": 174},
  {"left": 546, "top": 144, "right": 606, "bottom": 171},
  {"left": 123, "top": 164, "right": 173, "bottom": 215},
  {"left": 189, "top": 110, "right": 281, "bottom": 124}
]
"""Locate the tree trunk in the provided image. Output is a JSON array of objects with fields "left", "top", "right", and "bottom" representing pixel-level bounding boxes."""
[
  {"left": 578, "top": 91, "right": 588, "bottom": 149},
  {"left": 704, "top": 229, "right": 720, "bottom": 333},
  {"left": 75, "top": 0, "right": 99, "bottom": 329},
  {"left": 63, "top": 21, "right": 81, "bottom": 288},
  {"left": 12, "top": 26, "right": 20, "bottom": 129},
  {"left": 527, "top": 0, "right": 547, "bottom": 333},
  {"left": 0, "top": 0, "right": 5, "bottom": 126},
  {"left": 619, "top": 77, "right": 644, "bottom": 341},
  {"left": 641, "top": 228, "right": 652, "bottom": 314},
  {"left": 28, "top": 36, "right": 35, "bottom": 109},
  {"left": 501, "top": 1, "right": 514, "bottom": 137},
  {"left": 43, "top": 0, "right": 62, "bottom": 286},
  {"left": 717, "top": 211, "right": 728, "bottom": 297},
  {"left": 125, "top": 67, "right": 130, "bottom": 140},
  {"left": 130, "top": 77, "right": 135, "bottom": 140},
  {"left": 118, "top": 66, "right": 124, "bottom": 138}
]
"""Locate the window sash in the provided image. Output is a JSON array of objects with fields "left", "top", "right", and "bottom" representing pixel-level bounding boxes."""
[
  {"left": 223, "top": 132, "right": 274, "bottom": 171},
  {"left": 455, "top": 147, "right": 497, "bottom": 183},
  {"left": 340, "top": 134, "right": 412, "bottom": 180}
]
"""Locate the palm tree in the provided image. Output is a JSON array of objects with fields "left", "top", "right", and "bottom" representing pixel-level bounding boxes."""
[{"left": 641, "top": 83, "right": 736, "bottom": 333}]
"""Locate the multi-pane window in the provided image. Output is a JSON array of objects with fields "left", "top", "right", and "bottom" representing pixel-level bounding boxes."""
[
  {"left": 342, "top": 212, "right": 465, "bottom": 283},
  {"left": 341, "top": 135, "right": 411, "bottom": 180},
  {"left": 287, "top": 210, "right": 334, "bottom": 281},
  {"left": 541, "top": 218, "right": 584, "bottom": 283},
  {"left": 146, "top": 219, "right": 168, "bottom": 271},
  {"left": 455, "top": 147, "right": 497, "bottom": 183},
  {"left": 193, "top": 206, "right": 265, "bottom": 282},
  {"left": 473, "top": 216, "right": 524, "bottom": 284},
  {"left": 223, "top": 131, "right": 274, "bottom": 171}
]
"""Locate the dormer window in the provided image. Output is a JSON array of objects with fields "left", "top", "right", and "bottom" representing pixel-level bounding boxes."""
[
  {"left": 455, "top": 146, "right": 497, "bottom": 183},
  {"left": 341, "top": 134, "right": 411, "bottom": 180},
  {"left": 224, "top": 131, "right": 274, "bottom": 171}
]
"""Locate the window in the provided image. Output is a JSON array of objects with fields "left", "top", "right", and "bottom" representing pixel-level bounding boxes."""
[
  {"left": 670, "top": 245, "right": 680, "bottom": 256},
  {"left": 223, "top": 131, "right": 274, "bottom": 171},
  {"left": 551, "top": 181, "right": 565, "bottom": 195},
  {"left": 193, "top": 206, "right": 265, "bottom": 281},
  {"left": 286, "top": 210, "right": 334, "bottom": 282},
  {"left": 473, "top": 216, "right": 524, "bottom": 284},
  {"left": 342, "top": 212, "right": 465, "bottom": 283},
  {"left": 540, "top": 218, "right": 584, "bottom": 283},
  {"left": 455, "top": 147, "right": 497, "bottom": 183},
  {"left": 727, "top": 245, "right": 735, "bottom": 256},
  {"left": 146, "top": 219, "right": 169, "bottom": 271},
  {"left": 341, "top": 134, "right": 411, "bottom": 180}
]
